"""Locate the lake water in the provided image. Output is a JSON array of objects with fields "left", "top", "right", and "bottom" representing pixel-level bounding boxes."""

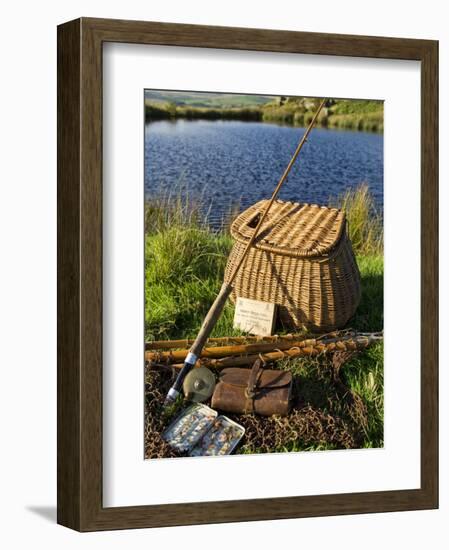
[{"left": 144, "top": 119, "right": 383, "bottom": 228}]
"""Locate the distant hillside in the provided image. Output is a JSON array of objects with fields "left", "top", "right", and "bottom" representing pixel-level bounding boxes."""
[
  {"left": 144, "top": 90, "right": 273, "bottom": 108},
  {"left": 145, "top": 94, "right": 384, "bottom": 132},
  {"left": 261, "top": 97, "right": 384, "bottom": 132}
]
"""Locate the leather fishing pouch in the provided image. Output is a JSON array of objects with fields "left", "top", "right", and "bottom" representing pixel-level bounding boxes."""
[{"left": 211, "top": 359, "right": 292, "bottom": 416}]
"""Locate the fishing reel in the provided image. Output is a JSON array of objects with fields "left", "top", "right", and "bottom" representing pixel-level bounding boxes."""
[{"left": 182, "top": 367, "right": 216, "bottom": 403}]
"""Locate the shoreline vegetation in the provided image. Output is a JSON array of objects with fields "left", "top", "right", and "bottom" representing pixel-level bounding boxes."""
[
  {"left": 144, "top": 184, "right": 384, "bottom": 451},
  {"left": 145, "top": 96, "right": 384, "bottom": 133}
]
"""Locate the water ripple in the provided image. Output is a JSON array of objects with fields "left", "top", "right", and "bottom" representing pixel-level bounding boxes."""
[{"left": 144, "top": 119, "right": 383, "bottom": 228}]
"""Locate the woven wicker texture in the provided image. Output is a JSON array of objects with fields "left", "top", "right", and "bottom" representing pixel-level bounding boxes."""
[
  {"left": 231, "top": 200, "right": 346, "bottom": 258},
  {"left": 224, "top": 200, "right": 361, "bottom": 331}
]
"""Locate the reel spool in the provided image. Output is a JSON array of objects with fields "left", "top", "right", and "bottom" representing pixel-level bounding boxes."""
[{"left": 183, "top": 367, "right": 216, "bottom": 403}]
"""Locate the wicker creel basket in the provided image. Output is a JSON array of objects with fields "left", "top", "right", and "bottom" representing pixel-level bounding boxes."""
[{"left": 224, "top": 199, "right": 361, "bottom": 331}]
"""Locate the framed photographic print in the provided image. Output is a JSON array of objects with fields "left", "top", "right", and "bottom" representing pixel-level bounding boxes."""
[{"left": 57, "top": 17, "right": 438, "bottom": 531}]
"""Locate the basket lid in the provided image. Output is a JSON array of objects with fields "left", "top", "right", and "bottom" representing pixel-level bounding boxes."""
[{"left": 230, "top": 199, "right": 346, "bottom": 258}]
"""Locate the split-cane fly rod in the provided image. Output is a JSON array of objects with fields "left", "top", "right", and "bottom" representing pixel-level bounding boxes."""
[{"left": 163, "top": 98, "right": 327, "bottom": 407}]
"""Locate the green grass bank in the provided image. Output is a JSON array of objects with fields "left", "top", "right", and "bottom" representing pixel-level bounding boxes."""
[{"left": 145, "top": 96, "right": 384, "bottom": 132}]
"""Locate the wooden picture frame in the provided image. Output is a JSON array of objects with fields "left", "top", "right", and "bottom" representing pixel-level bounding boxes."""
[{"left": 57, "top": 17, "right": 438, "bottom": 531}]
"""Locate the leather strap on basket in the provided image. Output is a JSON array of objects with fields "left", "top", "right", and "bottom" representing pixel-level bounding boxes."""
[{"left": 244, "top": 358, "right": 263, "bottom": 413}]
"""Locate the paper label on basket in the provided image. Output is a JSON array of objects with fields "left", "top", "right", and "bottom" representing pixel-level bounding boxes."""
[{"left": 233, "top": 297, "right": 276, "bottom": 336}]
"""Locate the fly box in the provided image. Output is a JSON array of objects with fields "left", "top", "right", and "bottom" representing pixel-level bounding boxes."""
[
  {"left": 162, "top": 403, "right": 217, "bottom": 453},
  {"left": 162, "top": 403, "right": 244, "bottom": 456}
]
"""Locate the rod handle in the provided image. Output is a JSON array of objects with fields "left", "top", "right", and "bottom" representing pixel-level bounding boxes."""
[{"left": 189, "top": 282, "right": 233, "bottom": 358}]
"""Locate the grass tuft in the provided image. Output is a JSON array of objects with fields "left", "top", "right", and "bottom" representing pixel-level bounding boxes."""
[{"left": 333, "top": 183, "right": 383, "bottom": 256}]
